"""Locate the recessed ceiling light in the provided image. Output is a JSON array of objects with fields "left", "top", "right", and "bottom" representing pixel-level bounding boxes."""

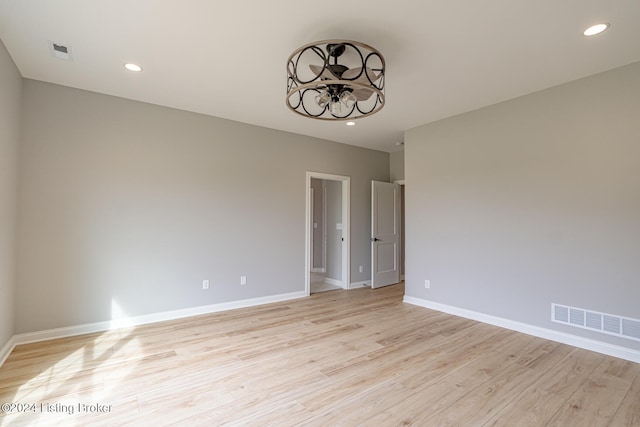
[
  {"left": 346, "top": 121, "right": 356, "bottom": 126},
  {"left": 124, "top": 63, "right": 143, "bottom": 72},
  {"left": 583, "top": 23, "right": 609, "bottom": 36}
]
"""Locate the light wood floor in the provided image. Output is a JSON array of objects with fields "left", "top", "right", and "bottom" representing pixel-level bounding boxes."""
[{"left": 1, "top": 283, "right": 639, "bottom": 426}]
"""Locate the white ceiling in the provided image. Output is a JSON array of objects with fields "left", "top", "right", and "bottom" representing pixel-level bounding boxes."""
[{"left": 1, "top": 1, "right": 639, "bottom": 153}]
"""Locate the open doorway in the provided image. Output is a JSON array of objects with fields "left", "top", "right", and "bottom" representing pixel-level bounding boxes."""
[
  {"left": 305, "top": 172, "right": 350, "bottom": 296},
  {"left": 370, "top": 179, "right": 405, "bottom": 289}
]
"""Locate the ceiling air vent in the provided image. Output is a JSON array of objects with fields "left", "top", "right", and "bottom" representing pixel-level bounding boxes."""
[{"left": 49, "top": 41, "right": 73, "bottom": 61}]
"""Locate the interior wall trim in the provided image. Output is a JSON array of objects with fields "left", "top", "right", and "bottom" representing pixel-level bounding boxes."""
[
  {"left": 0, "top": 336, "right": 16, "bottom": 368},
  {"left": 349, "top": 281, "right": 370, "bottom": 289},
  {"left": 403, "top": 295, "right": 640, "bottom": 364},
  {"left": 5, "top": 291, "right": 307, "bottom": 361},
  {"left": 324, "top": 277, "right": 345, "bottom": 288}
]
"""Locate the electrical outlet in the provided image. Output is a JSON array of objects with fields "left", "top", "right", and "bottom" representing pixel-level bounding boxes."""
[
  {"left": 240, "top": 276, "right": 247, "bottom": 285},
  {"left": 425, "top": 280, "right": 430, "bottom": 289},
  {"left": 359, "top": 266, "right": 363, "bottom": 273},
  {"left": 202, "top": 280, "right": 210, "bottom": 290}
]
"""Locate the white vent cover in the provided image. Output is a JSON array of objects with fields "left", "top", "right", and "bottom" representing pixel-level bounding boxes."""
[
  {"left": 49, "top": 41, "right": 73, "bottom": 61},
  {"left": 552, "top": 303, "right": 640, "bottom": 342}
]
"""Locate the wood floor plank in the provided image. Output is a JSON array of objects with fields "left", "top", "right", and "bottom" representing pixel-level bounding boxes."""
[
  {"left": 361, "top": 334, "right": 541, "bottom": 426},
  {"left": 545, "top": 357, "right": 639, "bottom": 427},
  {"left": 609, "top": 368, "right": 640, "bottom": 426},
  {"left": 1, "top": 282, "right": 638, "bottom": 426},
  {"left": 415, "top": 340, "right": 572, "bottom": 426},
  {"left": 483, "top": 348, "right": 604, "bottom": 427}
]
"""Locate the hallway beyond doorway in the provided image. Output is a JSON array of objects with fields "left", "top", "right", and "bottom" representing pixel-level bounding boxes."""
[{"left": 310, "top": 272, "right": 342, "bottom": 294}]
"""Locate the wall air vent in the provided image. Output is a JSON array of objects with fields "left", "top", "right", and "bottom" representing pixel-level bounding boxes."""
[
  {"left": 49, "top": 41, "right": 73, "bottom": 61},
  {"left": 552, "top": 303, "right": 640, "bottom": 343}
]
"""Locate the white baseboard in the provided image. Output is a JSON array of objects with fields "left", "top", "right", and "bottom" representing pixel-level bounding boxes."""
[
  {"left": 324, "top": 277, "right": 344, "bottom": 288},
  {"left": 349, "top": 281, "right": 370, "bottom": 289},
  {"left": 311, "top": 268, "right": 326, "bottom": 273},
  {"left": 0, "top": 336, "right": 16, "bottom": 367},
  {"left": 11, "top": 291, "right": 307, "bottom": 348},
  {"left": 403, "top": 295, "right": 640, "bottom": 364}
]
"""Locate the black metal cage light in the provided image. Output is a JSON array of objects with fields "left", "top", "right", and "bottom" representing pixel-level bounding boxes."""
[{"left": 286, "top": 40, "right": 385, "bottom": 120}]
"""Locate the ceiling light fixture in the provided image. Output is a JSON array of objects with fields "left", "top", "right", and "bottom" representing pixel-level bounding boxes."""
[
  {"left": 346, "top": 121, "right": 356, "bottom": 126},
  {"left": 286, "top": 40, "right": 385, "bottom": 121},
  {"left": 583, "top": 23, "right": 609, "bottom": 36},
  {"left": 124, "top": 63, "right": 143, "bottom": 72}
]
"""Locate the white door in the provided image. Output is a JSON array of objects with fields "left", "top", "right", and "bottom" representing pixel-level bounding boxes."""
[{"left": 371, "top": 181, "right": 400, "bottom": 288}]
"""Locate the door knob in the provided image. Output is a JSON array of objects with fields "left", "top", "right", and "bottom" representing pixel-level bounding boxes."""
[{"left": 370, "top": 237, "right": 380, "bottom": 242}]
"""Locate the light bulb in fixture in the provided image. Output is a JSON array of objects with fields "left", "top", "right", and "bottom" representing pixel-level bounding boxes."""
[
  {"left": 583, "top": 23, "right": 609, "bottom": 36},
  {"left": 315, "top": 90, "right": 331, "bottom": 108},
  {"left": 124, "top": 63, "right": 143, "bottom": 72},
  {"left": 330, "top": 98, "right": 342, "bottom": 115},
  {"left": 346, "top": 121, "right": 356, "bottom": 126},
  {"left": 340, "top": 91, "right": 357, "bottom": 109}
]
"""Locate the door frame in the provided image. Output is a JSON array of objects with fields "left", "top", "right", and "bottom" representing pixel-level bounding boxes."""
[
  {"left": 305, "top": 172, "right": 351, "bottom": 296},
  {"left": 394, "top": 180, "right": 405, "bottom": 281},
  {"left": 310, "top": 186, "right": 314, "bottom": 272}
]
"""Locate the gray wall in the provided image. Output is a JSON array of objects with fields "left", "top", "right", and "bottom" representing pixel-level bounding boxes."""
[
  {"left": 390, "top": 150, "right": 404, "bottom": 182},
  {"left": 405, "top": 61, "right": 640, "bottom": 351},
  {"left": 16, "top": 79, "right": 389, "bottom": 333},
  {"left": 390, "top": 151, "right": 405, "bottom": 276},
  {"left": 0, "top": 40, "right": 21, "bottom": 351},
  {"left": 325, "top": 180, "right": 342, "bottom": 281},
  {"left": 400, "top": 185, "right": 405, "bottom": 278},
  {"left": 310, "top": 178, "right": 325, "bottom": 270}
]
